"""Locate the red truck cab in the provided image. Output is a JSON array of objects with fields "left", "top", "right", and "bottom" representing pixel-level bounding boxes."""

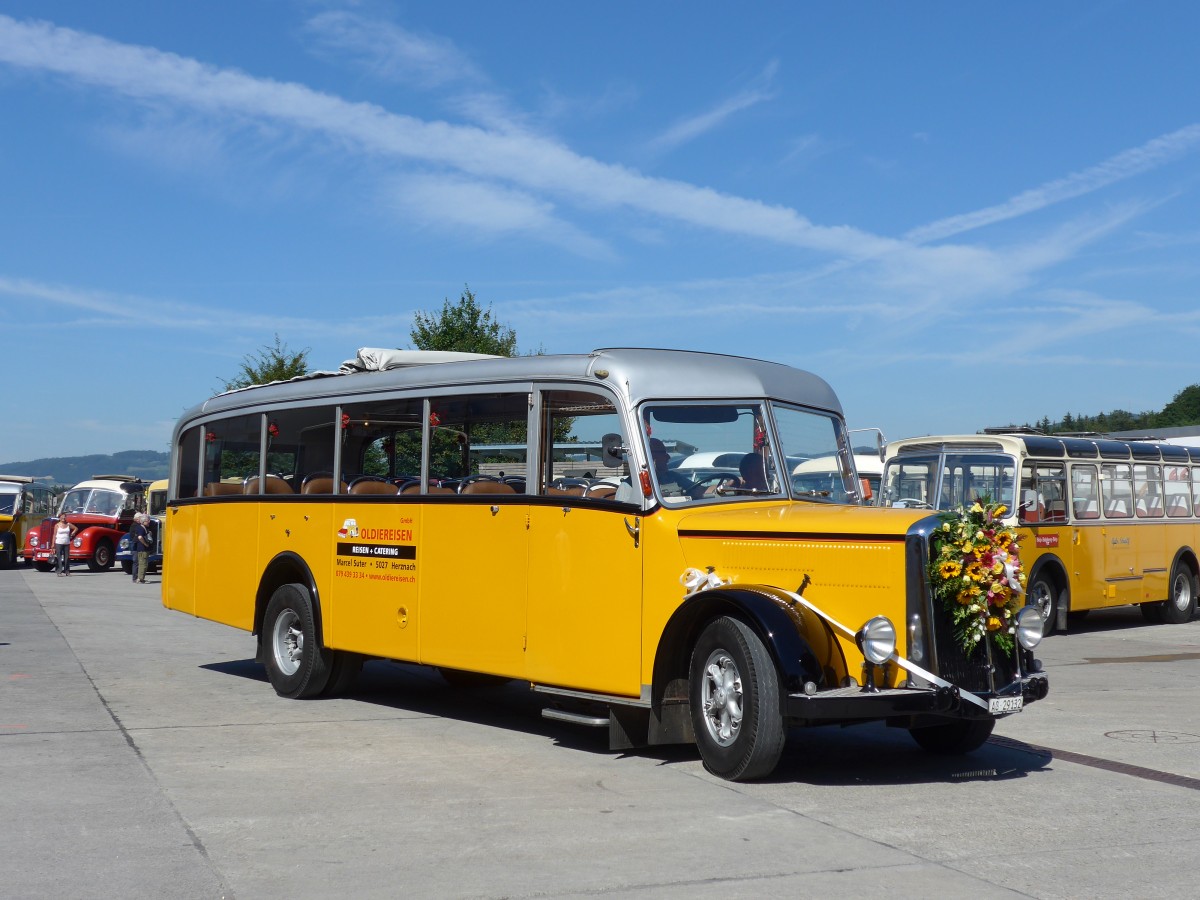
[{"left": 26, "top": 476, "right": 145, "bottom": 572}]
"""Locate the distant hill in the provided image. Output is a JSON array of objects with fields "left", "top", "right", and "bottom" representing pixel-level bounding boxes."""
[{"left": 0, "top": 450, "right": 170, "bottom": 487}]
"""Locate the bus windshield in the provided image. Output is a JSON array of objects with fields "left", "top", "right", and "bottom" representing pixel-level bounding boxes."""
[{"left": 883, "top": 452, "right": 1016, "bottom": 511}]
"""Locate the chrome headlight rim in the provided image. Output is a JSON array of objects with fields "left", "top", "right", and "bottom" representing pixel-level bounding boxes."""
[
  {"left": 1015, "top": 605, "right": 1044, "bottom": 650},
  {"left": 856, "top": 615, "right": 897, "bottom": 665}
]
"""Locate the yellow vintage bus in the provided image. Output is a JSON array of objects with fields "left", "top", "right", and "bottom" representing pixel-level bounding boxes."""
[
  {"left": 164, "top": 348, "right": 1048, "bottom": 780},
  {"left": 0, "top": 475, "right": 56, "bottom": 567},
  {"left": 882, "top": 432, "right": 1200, "bottom": 633}
]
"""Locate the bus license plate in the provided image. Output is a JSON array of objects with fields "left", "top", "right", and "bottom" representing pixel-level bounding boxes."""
[{"left": 989, "top": 696, "right": 1023, "bottom": 715}]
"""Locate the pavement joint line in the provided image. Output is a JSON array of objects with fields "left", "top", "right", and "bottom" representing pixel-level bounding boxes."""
[{"left": 988, "top": 734, "right": 1200, "bottom": 791}]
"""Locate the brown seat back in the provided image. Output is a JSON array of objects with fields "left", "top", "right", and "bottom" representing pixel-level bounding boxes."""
[
  {"left": 349, "top": 479, "right": 399, "bottom": 495},
  {"left": 244, "top": 475, "right": 294, "bottom": 495},
  {"left": 301, "top": 476, "right": 346, "bottom": 495},
  {"left": 203, "top": 482, "right": 243, "bottom": 497},
  {"left": 460, "top": 480, "right": 516, "bottom": 495}
]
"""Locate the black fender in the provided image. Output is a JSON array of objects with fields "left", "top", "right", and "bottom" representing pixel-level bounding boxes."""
[
  {"left": 1027, "top": 553, "right": 1070, "bottom": 632},
  {"left": 653, "top": 585, "right": 845, "bottom": 714},
  {"left": 254, "top": 551, "right": 323, "bottom": 654},
  {"left": 1168, "top": 545, "right": 1199, "bottom": 594}
]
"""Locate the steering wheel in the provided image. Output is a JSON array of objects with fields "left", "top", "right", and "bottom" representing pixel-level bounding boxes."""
[{"left": 894, "top": 498, "right": 932, "bottom": 509}]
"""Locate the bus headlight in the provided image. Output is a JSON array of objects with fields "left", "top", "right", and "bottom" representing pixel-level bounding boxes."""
[
  {"left": 1015, "top": 606, "right": 1044, "bottom": 650},
  {"left": 856, "top": 616, "right": 896, "bottom": 665}
]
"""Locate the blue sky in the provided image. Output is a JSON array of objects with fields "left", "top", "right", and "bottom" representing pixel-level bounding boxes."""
[{"left": 3, "top": 2, "right": 1199, "bottom": 464}]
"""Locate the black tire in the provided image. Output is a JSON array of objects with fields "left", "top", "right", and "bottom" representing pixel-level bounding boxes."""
[
  {"left": 34, "top": 561, "right": 53, "bottom": 573},
  {"left": 88, "top": 541, "right": 114, "bottom": 572},
  {"left": 438, "top": 667, "right": 511, "bottom": 689},
  {"left": 909, "top": 718, "right": 995, "bottom": 754},
  {"left": 688, "top": 616, "right": 786, "bottom": 781},
  {"left": 1026, "top": 571, "right": 1060, "bottom": 636},
  {"left": 0, "top": 535, "right": 15, "bottom": 569},
  {"left": 121, "top": 561, "right": 133, "bottom": 575},
  {"left": 324, "top": 652, "right": 364, "bottom": 697},
  {"left": 1161, "top": 561, "right": 1198, "bottom": 624},
  {"left": 263, "top": 584, "right": 333, "bottom": 699},
  {"left": 1141, "top": 601, "right": 1164, "bottom": 623}
]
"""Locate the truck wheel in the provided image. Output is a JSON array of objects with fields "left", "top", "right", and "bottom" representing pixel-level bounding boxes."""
[
  {"left": 263, "top": 584, "right": 332, "bottom": 699},
  {"left": 1161, "top": 561, "right": 1198, "bottom": 624},
  {"left": 121, "top": 561, "right": 133, "bottom": 575},
  {"left": 0, "top": 535, "right": 14, "bottom": 569},
  {"left": 88, "top": 541, "right": 114, "bottom": 572},
  {"left": 909, "top": 718, "right": 995, "bottom": 754},
  {"left": 689, "top": 616, "right": 786, "bottom": 781},
  {"left": 34, "top": 561, "right": 53, "bottom": 573}
]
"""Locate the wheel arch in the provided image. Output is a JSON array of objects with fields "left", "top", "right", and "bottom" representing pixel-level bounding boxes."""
[
  {"left": 652, "top": 586, "right": 839, "bottom": 715},
  {"left": 255, "top": 552, "right": 323, "bottom": 644},
  {"left": 1169, "top": 545, "right": 1199, "bottom": 581},
  {"left": 1028, "top": 552, "right": 1070, "bottom": 626}
]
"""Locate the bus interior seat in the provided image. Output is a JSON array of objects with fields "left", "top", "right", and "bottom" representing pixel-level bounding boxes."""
[
  {"left": 1044, "top": 500, "right": 1066, "bottom": 522},
  {"left": 585, "top": 484, "right": 617, "bottom": 500},
  {"left": 244, "top": 475, "right": 294, "bottom": 495},
  {"left": 1105, "top": 499, "right": 1128, "bottom": 517},
  {"left": 1073, "top": 499, "right": 1099, "bottom": 519},
  {"left": 203, "top": 482, "right": 243, "bottom": 497},
  {"left": 349, "top": 477, "right": 400, "bottom": 495},
  {"left": 460, "top": 480, "right": 516, "bottom": 495},
  {"left": 301, "top": 474, "right": 347, "bottom": 495}
]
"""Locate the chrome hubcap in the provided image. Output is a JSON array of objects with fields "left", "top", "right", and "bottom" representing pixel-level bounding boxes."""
[
  {"left": 1172, "top": 572, "right": 1193, "bottom": 611},
  {"left": 272, "top": 609, "right": 304, "bottom": 676},
  {"left": 701, "top": 650, "right": 744, "bottom": 747},
  {"left": 1029, "top": 581, "right": 1053, "bottom": 621}
]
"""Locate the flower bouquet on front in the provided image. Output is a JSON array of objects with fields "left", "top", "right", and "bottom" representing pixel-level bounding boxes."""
[{"left": 929, "top": 499, "right": 1026, "bottom": 656}]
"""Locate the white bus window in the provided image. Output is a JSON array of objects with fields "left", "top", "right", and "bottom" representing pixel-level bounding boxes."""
[
  {"left": 1071, "top": 465, "right": 1099, "bottom": 519},
  {"left": 1020, "top": 463, "right": 1067, "bottom": 524},
  {"left": 203, "top": 414, "right": 263, "bottom": 495},
  {"left": 1164, "top": 465, "right": 1191, "bottom": 517},
  {"left": 1102, "top": 463, "right": 1133, "bottom": 519},
  {"left": 1133, "top": 464, "right": 1163, "bottom": 518}
]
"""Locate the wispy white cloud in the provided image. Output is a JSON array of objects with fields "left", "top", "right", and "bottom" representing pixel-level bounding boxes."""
[
  {"left": 386, "top": 173, "right": 615, "bottom": 259},
  {"left": 301, "top": 11, "right": 481, "bottom": 89},
  {"left": 647, "top": 60, "right": 780, "bottom": 154},
  {"left": 0, "top": 17, "right": 891, "bottom": 259},
  {"left": 906, "top": 124, "right": 1200, "bottom": 243}
]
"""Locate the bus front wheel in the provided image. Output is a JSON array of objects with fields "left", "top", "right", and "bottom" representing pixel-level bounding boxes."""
[
  {"left": 1027, "top": 573, "right": 1059, "bottom": 635},
  {"left": 688, "top": 616, "right": 786, "bottom": 781},
  {"left": 263, "top": 584, "right": 333, "bottom": 699},
  {"left": 88, "top": 541, "right": 113, "bottom": 572}
]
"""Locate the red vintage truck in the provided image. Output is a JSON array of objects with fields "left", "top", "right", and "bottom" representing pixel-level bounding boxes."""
[{"left": 25, "top": 476, "right": 145, "bottom": 572}]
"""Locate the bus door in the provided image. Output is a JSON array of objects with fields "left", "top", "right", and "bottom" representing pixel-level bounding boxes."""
[
  {"left": 1068, "top": 464, "right": 1106, "bottom": 609},
  {"left": 1020, "top": 461, "right": 1072, "bottom": 588},
  {"left": 1099, "top": 463, "right": 1141, "bottom": 606},
  {"left": 417, "top": 391, "right": 531, "bottom": 679},
  {"left": 1132, "top": 464, "right": 1167, "bottom": 602},
  {"left": 524, "top": 389, "right": 643, "bottom": 697}
]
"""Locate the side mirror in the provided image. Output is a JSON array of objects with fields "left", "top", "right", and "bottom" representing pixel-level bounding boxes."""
[{"left": 601, "top": 433, "right": 628, "bottom": 469}]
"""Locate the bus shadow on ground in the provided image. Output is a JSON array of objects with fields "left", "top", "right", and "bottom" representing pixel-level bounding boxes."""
[
  {"left": 1055, "top": 605, "right": 1200, "bottom": 635},
  {"left": 202, "top": 656, "right": 1053, "bottom": 786}
]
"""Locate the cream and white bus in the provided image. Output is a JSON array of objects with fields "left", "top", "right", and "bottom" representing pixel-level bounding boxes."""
[
  {"left": 164, "top": 348, "right": 1048, "bottom": 780},
  {"left": 882, "top": 432, "right": 1200, "bottom": 633}
]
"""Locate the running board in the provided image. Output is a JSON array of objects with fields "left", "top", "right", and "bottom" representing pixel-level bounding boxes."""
[{"left": 541, "top": 707, "right": 609, "bottom": 728}]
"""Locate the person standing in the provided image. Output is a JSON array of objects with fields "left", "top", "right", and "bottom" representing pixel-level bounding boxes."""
[
  {"left": 131, "top": 513, "right": 151, "bottom": 584},
  {"left": 54, "top": 515, "right": 77, "bottom": 576}
]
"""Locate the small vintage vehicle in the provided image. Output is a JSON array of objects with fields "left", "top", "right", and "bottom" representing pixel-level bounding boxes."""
[
  {"left": 0, "top": 475, "right": 56, "bottom": 567},
  {"left": 116, "top": 478, "right": 167, "bottom": 574},
  {"left": 26, "top": 476, "right": 145, "bottom": 572}
]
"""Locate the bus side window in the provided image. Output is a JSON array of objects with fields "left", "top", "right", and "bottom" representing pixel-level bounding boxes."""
[{"left": 1071, "top": 465, "right": 1099, "bottom": 519}]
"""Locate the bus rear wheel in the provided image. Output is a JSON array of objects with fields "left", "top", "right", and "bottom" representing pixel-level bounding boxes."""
[
  {"left": 1161, "top": 561, "right": 1198, "bottom": 624},
  {"left": 688, "top": 616, "right": 786, "bottom": 781},
  {"left": 263, "top": 584, "right": 333, "bottom": 699}
]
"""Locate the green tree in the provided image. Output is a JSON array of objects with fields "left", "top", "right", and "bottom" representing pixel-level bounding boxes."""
[
  {"left": 410, "top": 285, "right": 518, "bottom": 357},
  {"left": 221, "top": 334, "right": 311, "bottom": 391},
  {"left": 1156, "top": 385, "right": 1200, "bottom": 427}
]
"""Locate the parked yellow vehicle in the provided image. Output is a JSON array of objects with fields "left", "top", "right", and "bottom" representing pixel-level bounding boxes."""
[
  {"left": 164, "top": 348, "right": 1048, "bottom": 780},
  {"left": 0, "top": 475, "right": 56, "bottom": 567}
]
